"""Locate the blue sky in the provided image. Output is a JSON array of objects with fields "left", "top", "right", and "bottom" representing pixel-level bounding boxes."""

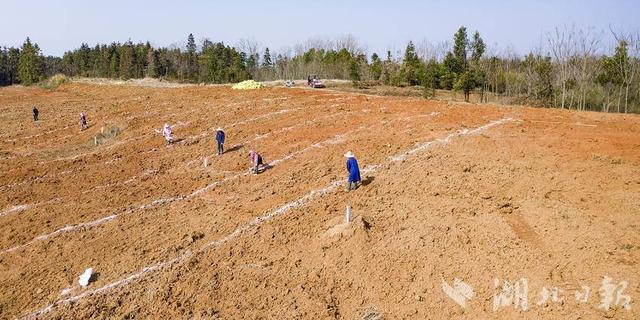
[{"left": 1, "top": 0, "right": 639, "bottom": 57}]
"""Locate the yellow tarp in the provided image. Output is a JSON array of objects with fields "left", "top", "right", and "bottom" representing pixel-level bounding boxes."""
[{"left": 232, "top": 80, "right": 264, "bottom": 90}]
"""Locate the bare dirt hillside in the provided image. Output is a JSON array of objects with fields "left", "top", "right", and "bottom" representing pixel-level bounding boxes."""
[{"left": 0, "top": 83, "right": 638, "bottom": 319}]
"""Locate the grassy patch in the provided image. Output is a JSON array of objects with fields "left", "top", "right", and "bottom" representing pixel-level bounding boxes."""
[
  {"left": 40, "top": 74, "right": 69, "bottom": 90},
  {"left": 92, "top": 126, "right": 122, "bottom": 146},
  {"left": 619, "top": 244, "right": 634, "bottom": 251}
]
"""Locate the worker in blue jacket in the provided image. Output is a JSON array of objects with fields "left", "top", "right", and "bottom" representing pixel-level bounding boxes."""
[
  {"left": 344, "top": 151, "right": 361, "bottom": 191},
  {"left": 215, "top": 127, "right": 225, "bottom": 155}
]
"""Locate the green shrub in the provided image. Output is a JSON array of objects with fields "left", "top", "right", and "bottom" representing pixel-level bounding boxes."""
[
  {"left": 93, "top": 126, "right": 122, "bottom": 145},
  {"left": 41, "top": 74, "right": 69, "bottom": 89}
]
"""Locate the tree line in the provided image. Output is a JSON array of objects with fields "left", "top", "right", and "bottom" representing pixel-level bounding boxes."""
[
  {"left": 0, "top": 38, "right": 62, "bottom": 86},
  {"left": 1, "top": 27, "right": 639, "bottom": 113},
  {"left": 58, "top": 34, "right": 251, "bottom": 83},
  {"left": 0, "top": 34, "right": 251, "bottom": 86}
]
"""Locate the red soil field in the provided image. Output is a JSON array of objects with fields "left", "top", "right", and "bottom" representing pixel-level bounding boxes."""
[{"left": 0, "top": 83, "right": 638, "bottom": 319}]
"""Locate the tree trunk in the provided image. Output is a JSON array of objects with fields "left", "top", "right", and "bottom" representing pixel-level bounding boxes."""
[
  {"left": 569, "top": 91, "right": 574, "bottom": 109},
  {"left": 561, "top": 80, "right": 566, "bottom": 109},
  {"left": 617, "top": 85, "right": 623, "bottom": 113},
  {"left": 624, "top": 83, "right": 630, "bottom": 113}
]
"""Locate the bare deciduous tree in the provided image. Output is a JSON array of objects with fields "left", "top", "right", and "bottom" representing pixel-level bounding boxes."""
[
  {"left": 547, "top": 25, "right": 577, "bottom": 109},
  {"left": 335, "top": 34, "right": 365, "bottom": 55},
  {"left": 416, "top": 39, "right": 451, "bottom": 62},
  {"left": 574, "top": 28, "right": 601, "bottom": 110},
  {"left": 236, "top": 38, "right": 260, "bottom": 59},
  {"left": 610, "top": 29, "right": 639, "bottom": 113}
]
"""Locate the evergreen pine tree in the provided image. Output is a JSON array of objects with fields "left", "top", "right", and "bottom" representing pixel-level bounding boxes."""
[
  {"left": 187, "top": 33, "right": 196, "bottom": 54},
  {"left": 246, "top": 53, "right": 258, "bottom": 79},
  {"left": 470, "top": 31, "right": 485, "bottom": 63},
  {"left": 77, "top": 43, "right": 91, "bottom": 76},
  {"left": 369, "top": 53, "right": 382, "bottom": 80},
  {"left": 348, "top": 58, "right": 360, "bottom": 85},
  {"left": 109, "top": 51, "right": 119, "bottom": 78},
  {"left": 119, "top": 41, "right": 135, "bottom": 79},
  {"left": 98, "top": 45, "right": 111, "bottom": 77},
  {"left": 146, "top": 48, "right": 157, "bottom": 78},
  {"left": 262, "top": 47, "right": 272, "bottom": 67},
  {"left": 441, "top": 52, "right": 457, "bottom": 90},
  {"left": 0, "top": 47, "right": 9, "bottom": 86},
  {"left": 452, "top": 26, "right": 469, "bottom": 73},
  {"left": 8, "top": 48, "right": 20, "bottom": 84},
  {"left": 448, "top": 26, "right": 477, "bottom": 101},
  {"left": 400, "top": 41, "right": 422, "bottom": 85},
  {"left": 534, "top": 56, "right": 553, "bottom": 103},
  {"left": 17, "top": 37, "right": 44, "bottom": 85},
  {"left": 186, "top": 33, "right": 197, "bottom": 80},
  {"left": 470, "top": 31, "right": 486, "bottom": 101},
  {"left": 422, "top": 58, "right": 440, "bottom": 98}
]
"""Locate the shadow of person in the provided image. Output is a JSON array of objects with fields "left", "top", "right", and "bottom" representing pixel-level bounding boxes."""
[
  {"left": 89, "top": 272, "right": 100, "bottom": 284},
  {"left": 361, "top": 176, "right": 375, "bottom": 186},
  {"left": 225, "top": 144, "right": 244, "bottom": 153}
]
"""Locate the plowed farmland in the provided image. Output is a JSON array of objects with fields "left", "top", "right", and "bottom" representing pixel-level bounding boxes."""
[{"left": 0, "top": 83, "right": 639, "bottom": 319}]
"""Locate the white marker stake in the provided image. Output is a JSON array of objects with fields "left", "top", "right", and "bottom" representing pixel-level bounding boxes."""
[
  {"left": 94, "top": 137, "right": 97, "bottom": 146},
  {"left": 204, "top": 157, "right": 208, "bottom": 167},
  {"left": 78, "top": 268, "right": 93, "bottom": 287},
  {"left": 345, "top": 205, "right": 352, "bottom": 223},
  {"left": 101, "top": 127, "right": 104, "bottom": 134}
]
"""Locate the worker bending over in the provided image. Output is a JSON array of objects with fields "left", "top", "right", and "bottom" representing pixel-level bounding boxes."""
[
  {"left": 249, "top": 150, "right": 264, "bottom": 174},
  {"left": 79, "top": 112, "right": 88, "bottom": 131},
  {"left": 162, "top": 123, "right": 174, "bottom": 145}
]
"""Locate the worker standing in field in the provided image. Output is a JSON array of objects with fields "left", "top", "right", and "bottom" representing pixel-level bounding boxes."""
[
  {"left": 215, "top": 127, "right": 225, "bottom": 155},
  {"left": 249, "top": 150, "right": 264, "bottom": 174},
  {"left": 32, "top": 106, "right": 39, "bottom": 122},
  {"left": 344, "top": 151, "right": 361, "bottom": 191},
  {"left": 79, "top": 112, "right": 88, "bottom": 131},
  {"left": 162, "top": 123, "right": 174, "bottom": 145}
]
